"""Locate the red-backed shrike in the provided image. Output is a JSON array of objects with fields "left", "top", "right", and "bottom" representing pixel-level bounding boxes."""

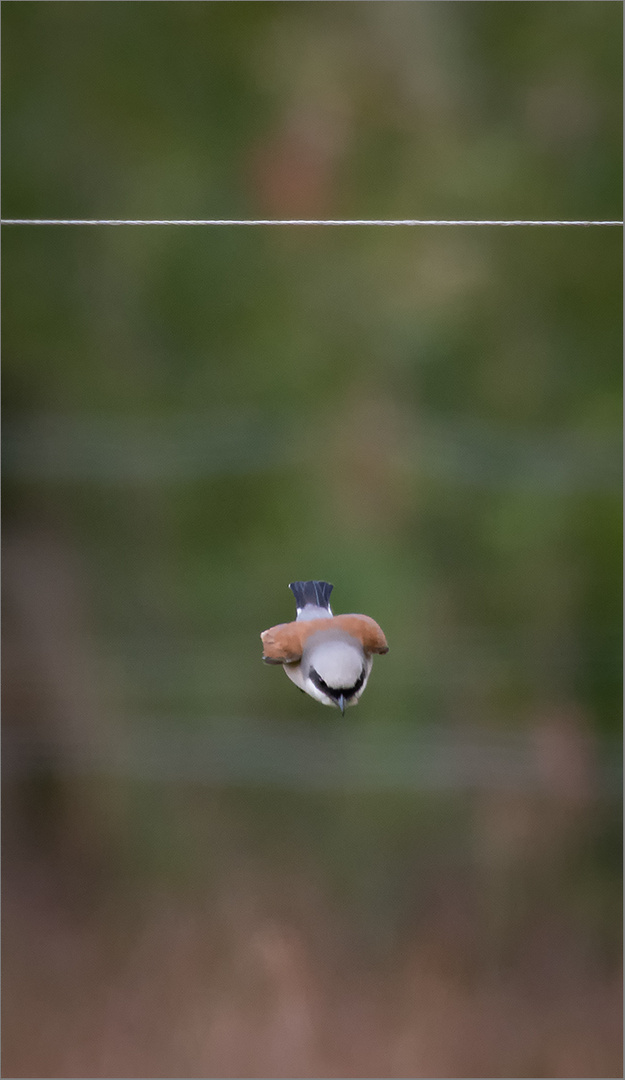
[{"left": 261, "top": 581, "right": 388, "bottom": 713}]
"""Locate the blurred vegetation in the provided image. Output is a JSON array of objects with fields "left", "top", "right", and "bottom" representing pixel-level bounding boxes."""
[{"left": 2, "top": 3, "right": 622, "bottom": 1077}]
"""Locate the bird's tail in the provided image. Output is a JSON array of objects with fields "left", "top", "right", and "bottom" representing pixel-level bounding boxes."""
[{"left": 289, "top": 580, "right": 334, "bottom": 612}]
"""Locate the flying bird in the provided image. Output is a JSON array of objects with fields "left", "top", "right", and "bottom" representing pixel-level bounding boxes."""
[{"left": 261, "top": 580, "right": 388, "bottom": 713}]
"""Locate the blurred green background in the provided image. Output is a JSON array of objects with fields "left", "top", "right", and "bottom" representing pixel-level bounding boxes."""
[{"left": 2, "top": 3, "right": 622, "bottom": 1077}]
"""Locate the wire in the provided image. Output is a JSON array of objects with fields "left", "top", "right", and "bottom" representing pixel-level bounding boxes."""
[{"left": 1, "top": 218, "right": 623, "bottom": 227}]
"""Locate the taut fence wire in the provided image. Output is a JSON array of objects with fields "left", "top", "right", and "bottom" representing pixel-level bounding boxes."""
[{"left": 1, "top": 218, "right": 623, "bottom": 227}]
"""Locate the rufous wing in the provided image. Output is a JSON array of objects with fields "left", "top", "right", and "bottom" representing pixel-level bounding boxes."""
[
  {"left": 261, "top": 613, "right": 388, "bottom": 663},
  {"left": 333, "top": 614, "right": 389, "bottom": 655},
  {"left": 261, "top": 622, "right": 304, "bottom": 664}
]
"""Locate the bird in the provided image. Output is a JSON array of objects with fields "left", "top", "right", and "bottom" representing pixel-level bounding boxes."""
[{"left": 261, "top": 580, "right": 388, "bottom": 713}]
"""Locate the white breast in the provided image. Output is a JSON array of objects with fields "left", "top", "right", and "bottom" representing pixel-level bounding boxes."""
[{"left": 307, "top": 638, "right": 364, "bottom": 689}]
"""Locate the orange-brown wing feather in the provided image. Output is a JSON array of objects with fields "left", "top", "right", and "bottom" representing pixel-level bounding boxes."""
[
  {"left": 261, "top": 618, "right": 336, "bottom": 662},
  {"left": 260, "top": 622, "right": 304, "bottom": 663},
  {"left": 261, "top": 614, "right": 388, "bottom": 662},
  {"left": 333, "top": 614, "right": 389, "bottom": 654}
]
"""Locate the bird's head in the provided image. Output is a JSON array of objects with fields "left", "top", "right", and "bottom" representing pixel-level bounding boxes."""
[{"left": 304, "top": 635, "right": 369, "bottom": 713}]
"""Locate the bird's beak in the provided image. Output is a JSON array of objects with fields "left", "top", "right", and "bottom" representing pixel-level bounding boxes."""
[{"left": 337, "top": 694, "right": 346, "bottom": 716}]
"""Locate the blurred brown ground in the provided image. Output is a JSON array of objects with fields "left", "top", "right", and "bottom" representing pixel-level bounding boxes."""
[{"left": 2, "top": 845, "right": 622, "bottom": 1079}]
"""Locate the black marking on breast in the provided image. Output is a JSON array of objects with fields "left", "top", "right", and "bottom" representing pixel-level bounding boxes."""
[{"left": 309, "top": 665, "right": 366, "bottom": 701}]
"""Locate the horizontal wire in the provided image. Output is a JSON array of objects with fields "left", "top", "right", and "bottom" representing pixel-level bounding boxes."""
[{"left": 1, "top": 218, "right": 623, "bottom": 227}]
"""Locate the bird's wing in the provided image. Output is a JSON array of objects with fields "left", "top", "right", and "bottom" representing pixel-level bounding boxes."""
[
  {"left": 260, "top": 621, "right": 307, "bottom": 663},
  {"left": 333, "top": 614, "right": 389, "bottom": 655},
  {"left": 261, "top": 613, "right": 388, "bottom": 662}
]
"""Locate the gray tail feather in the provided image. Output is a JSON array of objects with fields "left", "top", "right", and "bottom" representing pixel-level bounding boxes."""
[{"left": 289, "top": 580, "right": 334, "bottom": 610}]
